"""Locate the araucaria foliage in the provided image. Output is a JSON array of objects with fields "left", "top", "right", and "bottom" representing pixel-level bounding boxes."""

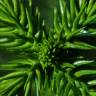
[{"left": 0, "top": 0, "right": 96, "bottom": 96}]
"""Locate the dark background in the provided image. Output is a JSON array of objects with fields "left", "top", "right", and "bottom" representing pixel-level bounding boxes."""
[{"left": 33, "top": 0, "right": 58, "bottom": 27}]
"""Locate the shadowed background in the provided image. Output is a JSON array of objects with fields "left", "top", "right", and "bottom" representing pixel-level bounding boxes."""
[{"left": 33, "top": 0, "right": 58, "bottom": 27}]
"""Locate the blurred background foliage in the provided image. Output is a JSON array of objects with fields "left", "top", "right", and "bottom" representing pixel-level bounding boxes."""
[{"left": 33, "top": 0, "right": 58, "bottom": 27}]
